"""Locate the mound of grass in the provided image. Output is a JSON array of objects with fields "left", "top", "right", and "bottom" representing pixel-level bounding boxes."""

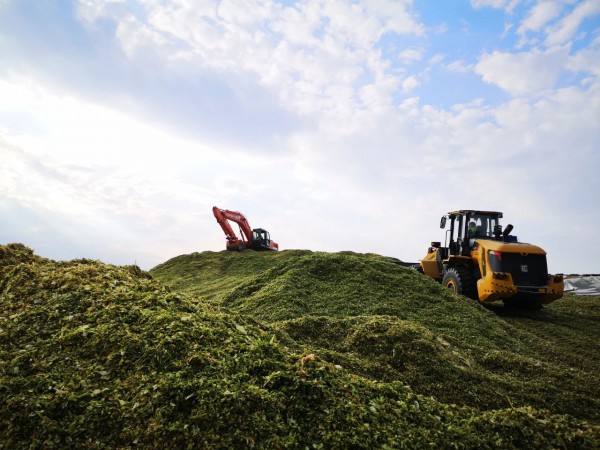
[
  {"left": 2, "top": 244, "right": 599, "bottom": 448},
  {"left": 154, "top": 250, "right": 600, "bottom": 424},
  {"left": 150, "top": 250, "right": 311, "bottom": 303},
  {"left": 0, "top": 243, "right": 47, "bottom": 277},
  {"left": 221, "top": 253, "right": 506, "bottom": 337}
]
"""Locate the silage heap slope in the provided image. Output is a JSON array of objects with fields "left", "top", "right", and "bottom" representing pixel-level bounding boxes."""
[
  {"left": 3, "top": 243, "right": 598, "bottom": 449},
  {"left": 150, "top": 249, "right": 311, "bottom": 303},
  {"left": 155, "top": 250, "right": 600, "bottom": 424}
]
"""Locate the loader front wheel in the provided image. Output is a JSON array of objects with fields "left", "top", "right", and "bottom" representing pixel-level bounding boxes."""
[{"left": 442, "top": 267, "right": 477, "bottom": 300}]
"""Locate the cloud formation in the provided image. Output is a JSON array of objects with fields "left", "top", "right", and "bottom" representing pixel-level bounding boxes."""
[
  {"left": 0, "top": 0, "right": 599, "bottom": 273},
  {"left": 475, "top": 46, "right": 570, "bottom": 96}
]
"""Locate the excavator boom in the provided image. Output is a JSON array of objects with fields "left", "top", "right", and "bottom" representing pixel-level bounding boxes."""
[{"left": 212, "top": 207, "right": 251, "bottom": 251}]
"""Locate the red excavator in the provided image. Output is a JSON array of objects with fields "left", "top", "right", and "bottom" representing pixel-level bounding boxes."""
[{"left": 212, "top": 206, "right": 279, "bottom": 251}]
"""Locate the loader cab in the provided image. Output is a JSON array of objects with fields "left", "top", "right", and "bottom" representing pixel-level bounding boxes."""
[{"left": 443, "top": 210, "right": 503, "bottom": 256}]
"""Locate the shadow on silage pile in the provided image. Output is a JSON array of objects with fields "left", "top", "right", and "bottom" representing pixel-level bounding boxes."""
[{"left": 1, "top": 244, "right": 598, "bottom": 449}]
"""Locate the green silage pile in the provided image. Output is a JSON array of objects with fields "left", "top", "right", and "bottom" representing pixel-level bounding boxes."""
[
  {"left": 2, "top": 244, "right": 599, "bottom": 448},
  {"left": 150, "top": 249, "right": 311, "bottom": 303},
  {"left": 214, "top": 252, "right": 600, "bottom": 420}
]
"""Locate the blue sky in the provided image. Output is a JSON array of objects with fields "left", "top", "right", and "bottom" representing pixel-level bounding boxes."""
[{"left": 1, "top": 0, "right": 599, "bottom": 273}]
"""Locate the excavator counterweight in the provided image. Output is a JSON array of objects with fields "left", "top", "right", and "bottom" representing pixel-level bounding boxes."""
[{"left": 212, "top": 206, "right": 278, "bottom": 252}]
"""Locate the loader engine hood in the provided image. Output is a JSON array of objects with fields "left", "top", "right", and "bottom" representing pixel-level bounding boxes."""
[{"left": 478, "top": 239, "right": 547, "bottom": 255}]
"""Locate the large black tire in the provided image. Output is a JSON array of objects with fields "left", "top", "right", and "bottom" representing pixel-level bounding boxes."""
[{"left": 442, "top": 267, "right": 478, "bottom": 300}]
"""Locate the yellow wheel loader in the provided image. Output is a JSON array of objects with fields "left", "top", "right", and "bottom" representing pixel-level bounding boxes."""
[{"left": 418, "top": 210, "right": 563, "bottom": 307}]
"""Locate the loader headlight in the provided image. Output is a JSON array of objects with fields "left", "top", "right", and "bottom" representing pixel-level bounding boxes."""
[{"left": 489, "top": 250, "right": 502, "bottom": 261}]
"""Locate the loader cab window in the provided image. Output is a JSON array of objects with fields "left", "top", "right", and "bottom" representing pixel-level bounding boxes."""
[
  {"left": 448, "top": 215, "right": 464, "bottom": 255},
  {"left": 468, "top": 214, "right": 500, "bottom": 239},
  {"left": 468, "top": 216, "right": 484, "bottom": 238}
]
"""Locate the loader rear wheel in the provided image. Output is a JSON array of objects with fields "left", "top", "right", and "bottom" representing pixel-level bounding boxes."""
[{"left": 442, "top": 267, "right": 477, "bottom": 300}]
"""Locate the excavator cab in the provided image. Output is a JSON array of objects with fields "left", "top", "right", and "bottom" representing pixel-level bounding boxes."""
[{"left": 251, "top": 228, "right": 274, "bottom": 251}]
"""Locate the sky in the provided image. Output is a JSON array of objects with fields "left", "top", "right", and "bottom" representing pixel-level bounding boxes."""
[{"left": 0, "top": 0, "right": 599, "bottom": 274}]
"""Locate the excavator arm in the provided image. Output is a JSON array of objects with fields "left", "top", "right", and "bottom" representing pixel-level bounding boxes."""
[{"left": 212, "top": 207, "right": 253, "bottom": 251}]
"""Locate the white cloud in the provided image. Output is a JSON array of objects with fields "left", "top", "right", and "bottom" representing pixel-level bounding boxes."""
[
  {"left": 115, "top": 14, "right": 169, "bottom": 58},
  {"left": 445, "top": 59, "right": 472, "bottom": 73},
  {"left": 470, "top": 0, "right": 520, "bottom": 13},
  {"left": 475, "top": 46, "right": 569, "bottom": 96},
  {"left": 518, "top": 0, "right": 563, "bottom": 35},
  {"left": 568, "top": 46, "right": 600, "bottom": 79},
  {"left": 0, "top": 77, "right": 211, "bottom": 170},
  {"left": 398, "top": 48, "right": 424, "bottom": 63},
  {"left": 402, "top": 76, "right": 420, "bottom": 92},
  {"left": 76, "top": 0, "right": 129, "bottom": 23},
  {"left": 429, "top": 53, "right": 445, "bottom": 65},
  {"left": 76, "top": 0, "right": 424, "bottom": 118},
  {"left": 545, "top": 0, "right": 600, "bottom": 47}
]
